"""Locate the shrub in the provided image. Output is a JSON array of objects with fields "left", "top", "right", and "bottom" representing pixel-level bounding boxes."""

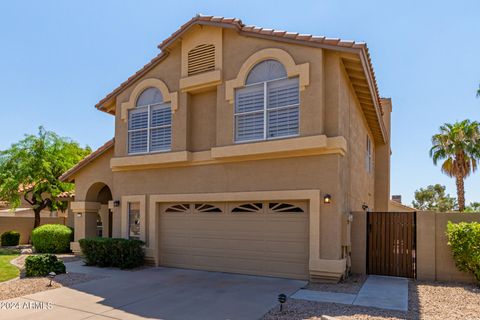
[
  {"left": 446, "top": 221, "right": 480, "bottom": 283},
  {"left": 79, "top": 238, "right": 145, "bottom": 269},
  {"left": 25, "top": 254, "right": 66, "bottom": 277},
  {"left": 1, "top": 231, "right": 20, "bottom": 246},
  {"left": 31, "top": 224, "right": 73, "bottom": 253}
]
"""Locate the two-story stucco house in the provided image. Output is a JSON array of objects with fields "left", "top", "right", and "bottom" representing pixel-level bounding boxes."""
[{"left": 60, "top": 15, "right": 392, "bottom": 282}]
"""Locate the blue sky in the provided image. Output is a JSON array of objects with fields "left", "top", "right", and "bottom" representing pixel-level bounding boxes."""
[{"left": 0, "top": 1, "right": 479, "bottom": 205}]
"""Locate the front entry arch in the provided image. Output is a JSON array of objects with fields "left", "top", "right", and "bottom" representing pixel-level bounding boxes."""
[{"left": 74, "top": 182, "right": 113, "bottom": 240}]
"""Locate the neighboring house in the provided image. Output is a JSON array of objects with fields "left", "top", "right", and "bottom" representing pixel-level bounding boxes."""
[
  {"left": 60, "top": 15, "right": 392, "bottom": 281},
  {"left": 388, "top": 195, "right": 416, "bottom": 212},
  {"left": 0, "top": 192, "right": 72, "bottom": 244}
]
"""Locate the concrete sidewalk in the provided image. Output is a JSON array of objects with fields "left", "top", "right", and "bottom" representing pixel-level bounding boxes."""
[
  {"left": 353, "top": 275, "right": 408, "bottom": 311},
  {"left": 292, "top": 275, "right": 408, "bottom": 312},
  {"left": 2, "top": 261, "right": 306, "bottom": 320}
]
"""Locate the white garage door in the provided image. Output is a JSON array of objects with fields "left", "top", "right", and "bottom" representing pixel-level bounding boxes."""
[{"left": 159, "top": 201, "right": 309, "bottom": 279}]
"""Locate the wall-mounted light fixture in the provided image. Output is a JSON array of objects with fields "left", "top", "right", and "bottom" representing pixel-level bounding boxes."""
[
  {"left": 76, "top": 212, "right": 82, "bottom": 218},
  {"left": 113, "top": 200, "right": 120, "bottom": 207},
  {"left": 362, "top": 203, "right": 369, "bottom": 211},
  {"left": 323, "top": 194, "right": 332, "bottom": 204}
]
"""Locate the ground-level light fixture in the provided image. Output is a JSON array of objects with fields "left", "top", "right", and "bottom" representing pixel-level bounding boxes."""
[
  {"left": 278, "top": 293, "right": 287, "bottom": 311},
  {"left": 323, "top": 194, "right": 332, "bottom": 204},
  {"left": 47, "top": 272, "right": 56, "bottom": 287},
  {"left": 113, "top": 200, "right": 120, "bottom": 207}
]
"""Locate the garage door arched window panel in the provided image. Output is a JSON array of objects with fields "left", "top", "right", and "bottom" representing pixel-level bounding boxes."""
[
  {"left": 194, "top": 203, "right": 223, "bottom": 213},
  {"left": 128, "top": 87, "right": 172, "bottom": 154},
  {"left": 165, "top": 204, "right": 190, "bottom": 213},
  {"left": 235, "top": 59, "right": 299, "bottom": 142},
  {"left": 231, "top": 202, "right": 264, "bottom": 213},
  {"left": 268, "top": 202, "right": 305, "bottom": 213}
]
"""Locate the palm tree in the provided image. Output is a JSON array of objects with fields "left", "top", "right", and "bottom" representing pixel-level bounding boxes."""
[{"left": 430, "top": 120, "right": 480, "bottom": 211}]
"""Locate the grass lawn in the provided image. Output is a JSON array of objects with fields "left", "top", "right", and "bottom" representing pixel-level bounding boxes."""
[{"left": 0, "top": 248, "right": 20, "bottom": 282}]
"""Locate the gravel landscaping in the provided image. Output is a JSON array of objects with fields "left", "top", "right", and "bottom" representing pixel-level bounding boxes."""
[
  {"left": 0, "top": 251, "right": 102, "bottom": 301},
  {"left": 0, "top": 272, "right": 104, "bottom": 301},
  {"left": 263, "top": 280, "right": 480, "bottom": 320}
]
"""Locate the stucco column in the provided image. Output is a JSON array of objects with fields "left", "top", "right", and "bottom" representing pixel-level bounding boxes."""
[
  {"left": 70, "top": 201, "right": 101, "bottom": 242},
  {"left": 416, "top": 211, "right": 436, "bottom": 280},
  {"left": 98, "top": 204, "right": 110, "bottom": 238}
]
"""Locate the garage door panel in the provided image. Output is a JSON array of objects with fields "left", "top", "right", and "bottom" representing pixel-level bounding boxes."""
[
  {"left": 159, "top": 201, "right": 309, "bottom": 279},
  {"left": 266, "top": 260, "right": 308, "bottom": 276},
  {"left": 266, "top": 240, "right": 308, "bottom": 254}
]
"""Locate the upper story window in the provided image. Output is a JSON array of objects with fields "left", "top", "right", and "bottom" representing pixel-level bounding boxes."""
[
  {"left": 366, "top": 135, "right": 373, "bottom": 173},
  {"left": 234, "top": 59, "right": 300, "bottom": 142},
  {"left": 128, "top": 87, "right": 172, "bottom": 154}
]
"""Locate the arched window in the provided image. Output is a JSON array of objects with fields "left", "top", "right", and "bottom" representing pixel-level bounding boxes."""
[
  {"left": 128, "top": 87, "right": 172, "bottom": 154},
  {"left": 246, "top": 60, "right": 287, "bottom": 85},
  {"left": 235, "top": 59, "right": 299, "bottom": 142}
]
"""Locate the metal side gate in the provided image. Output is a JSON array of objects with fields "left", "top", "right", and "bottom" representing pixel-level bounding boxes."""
[{"left": 367, "top": 211, "right": 416, "bottom": 278}]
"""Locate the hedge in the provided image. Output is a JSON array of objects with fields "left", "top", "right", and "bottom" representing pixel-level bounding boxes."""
[
  {"left": 79, "top": 238, "right": 145, "bottom": 269},
  {"left": 446, "top": 221, "right": 480, "bottom": 283},
  {"left": 31, "top": 224, "right": 73, "bottom": 253},
  {"left": 1, "top": 231, "right": 20, "bottom": 246},
  {"left": 25, "top": 254, "right": 66, "bottom": 277}
]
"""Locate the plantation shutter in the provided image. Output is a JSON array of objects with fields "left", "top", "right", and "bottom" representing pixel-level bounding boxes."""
[
  {"left": 128, "top": 107, "right": 149, "bottom": 153},
  {"left": 267, "top": 78, "right": 299, "bottom": 138},
  {"left": 235, "top": 84, "right": 264, "bottom": 141},
  {"left": 150, "top": 104, "right": 172, "bottom": 152}
]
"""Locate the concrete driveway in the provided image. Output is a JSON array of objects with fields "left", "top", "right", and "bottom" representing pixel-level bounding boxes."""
[{"left": 2, "top": 261, "right": 306, "bottom": 320}]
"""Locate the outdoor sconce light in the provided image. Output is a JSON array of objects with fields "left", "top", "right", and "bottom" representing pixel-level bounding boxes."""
[
  {"left": 362, "top": 203, "right": 369, "bottom": 211},
  {"left": 76, "top": 212, "right": 82, "bottom": 218},
  {"left": 323, "top": 194, "right": 332, "bottom": 204},
  {"left": 47, "top": 272, "right": 56, "bottom": 287},
  {"left": 278, "top": 293, "right": 287, "bottom": 311},
  {"left": 113, "top": 200, "right": 120, "bottom": 207}
]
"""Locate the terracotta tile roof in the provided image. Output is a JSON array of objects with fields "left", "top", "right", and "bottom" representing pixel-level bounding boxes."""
[
  {"left": 96, "top": 15, "right": 382, "bottom": 114},
  {"left": 59, "top": 139, "right": 114, "bottom": 182}
]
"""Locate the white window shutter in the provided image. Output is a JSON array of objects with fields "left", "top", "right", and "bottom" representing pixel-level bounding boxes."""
[
  {"left": 267, "top": 78, "right": 299, "bottom": 138},
  {"left": 235, "top": 84, "right": 265, "bottom": 141}
]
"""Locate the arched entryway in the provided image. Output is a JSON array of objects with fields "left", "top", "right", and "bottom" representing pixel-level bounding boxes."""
[{"left": 83, "top": 182, "right": 113, "bottom": 238}]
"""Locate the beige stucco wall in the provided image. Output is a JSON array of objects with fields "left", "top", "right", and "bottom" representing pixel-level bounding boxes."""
[
  {"left": 187, "top": 89, "right": 217, "bottom": 151},
  {"left": 374, "top": 99, "right": 392, "bottom": 211},
  {"left": 335, "top": 53, "right": 375, "bottom": 213},
  {"left": 417, "top": 211, "right": 480, "bottom": 283},
  {"left": 69, "top": 24, "right": 390, "bottom": 280},
  {"left": 114, "top": 28, "right": 325, "bottom": 157},
  {"left": 73, "top": 147, "right": 114, "bottom": 201},
  {"left": 0, "top": 216, "right": 65, "bottom": 244},
  {"left": 112, "top": 155, "right": 344, "bottom": 260},
  {"left": 352, "top": 211, "right": 480, "bottom": 282},
  {"left": 350, "top": 211, "right": 367, "bottom": 274}
]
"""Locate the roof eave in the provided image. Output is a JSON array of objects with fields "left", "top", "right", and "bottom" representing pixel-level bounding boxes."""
[{"left": 59, "top": 139, "right": 115, "bottom": 182}]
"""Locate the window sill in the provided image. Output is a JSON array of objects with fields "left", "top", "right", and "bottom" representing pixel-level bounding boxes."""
[
  {"left": 111, "top": 151, "right": 191, "bottom": 170},
  {"left": 110, "top": 135, "right": 347, "bottom": 171},
  {"left": 211, "top": 135, "right": 346, "bottom": 159}
]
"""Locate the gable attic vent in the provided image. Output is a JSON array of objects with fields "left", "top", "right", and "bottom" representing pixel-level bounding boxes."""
[{"left": 187, "top": 44, "right": 215, "bottom": 76}]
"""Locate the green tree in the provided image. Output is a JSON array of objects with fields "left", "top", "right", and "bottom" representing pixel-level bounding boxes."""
[
  {"left": 430, "top": 120, "right": 480, "bottom": 211},
  {"left": 412, "top": 184, "right": 456, "bottom": 212},
  {"left": 0, "top": 127, "right": 90, "bottom": 228},
  {"left": 465, "top": 202, "right": 480, "bottom": 212}
]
